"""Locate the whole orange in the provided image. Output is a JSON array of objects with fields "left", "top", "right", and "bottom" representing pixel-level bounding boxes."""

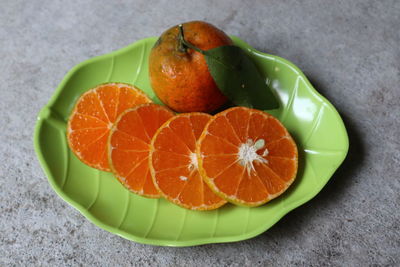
[{"left": 149, "top": 21, "right": 232, "bottom": 113}]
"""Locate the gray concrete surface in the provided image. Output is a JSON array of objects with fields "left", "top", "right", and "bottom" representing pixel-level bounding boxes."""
[{"left": 1, "top": 0, "right": 399, "bottom": 266}]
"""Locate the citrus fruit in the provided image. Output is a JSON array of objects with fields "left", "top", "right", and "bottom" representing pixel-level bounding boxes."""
[
  {"left": 67, "top": 83, "right": 152, "bottom": 171},
  {"left": 108, "top": 103, "right": 174, "bottom": 198},
  {"left": 149, "top": 21, "right": 232, "bottom": 113},
  {"left": 197, "top": 107, "right": 298, "bottom": 207},
  {"left": 149, "top": 113, "right": 226, "bottom": 210}
]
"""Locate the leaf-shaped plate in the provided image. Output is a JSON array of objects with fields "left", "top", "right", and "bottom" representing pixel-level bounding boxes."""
[{"left": 34, "top": 36, "right": 348, "bottom": 246}]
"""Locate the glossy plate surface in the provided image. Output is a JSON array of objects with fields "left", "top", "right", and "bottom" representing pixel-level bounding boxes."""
[{"left": 34, "top": 36, "right": 348, "bottom": 246}]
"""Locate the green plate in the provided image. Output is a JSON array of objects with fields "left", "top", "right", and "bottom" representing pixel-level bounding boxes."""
[{"left": 33, "top": 36, "right": 348, "bottom": 246}]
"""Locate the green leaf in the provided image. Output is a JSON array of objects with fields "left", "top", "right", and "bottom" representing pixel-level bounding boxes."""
[
  {"left": 204, "top": 45, "right": 279, "bottom": 110},
  {"left": 177, "top": 24, "right": 278, "bottom": 110}
]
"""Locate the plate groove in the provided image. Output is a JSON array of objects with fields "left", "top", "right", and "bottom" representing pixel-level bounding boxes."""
[
  {"left": 87, "top": 169, "right": 101, "bottom": 211},
  {"left": 106, "top": 55, "right": 115, "bottom": 81},
  {"left": 280, "top": 76, "right": 300, "bottom": 123},
  {"left": 175, "top": 209, "right": 188, "bottom": 241},
  {"left": 132, "top": 42, "right": 146, "bottom": 85},
  {"left": 144, "top": 198, "right": 160, "bottom": 238},
  {"left": 303, "top": 104, "right": 325, "bottom": 145},
  {"left": 211, "top": 209, "right": 219, "bottom": 238},
  {"left": 117, "top": 190, "right": 131, "bottom": 229}
]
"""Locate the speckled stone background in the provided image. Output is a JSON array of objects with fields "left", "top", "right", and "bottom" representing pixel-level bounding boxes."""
[{"left": 1, "top": 0, "right": 399, "bottom": 266}]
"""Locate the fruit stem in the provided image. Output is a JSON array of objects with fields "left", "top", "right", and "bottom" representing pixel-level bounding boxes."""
[{"left": 178, "top": 24, "right": 205, "bottom": 54}]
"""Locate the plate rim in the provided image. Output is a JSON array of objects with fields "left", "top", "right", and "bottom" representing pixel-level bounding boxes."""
[{"left": 33, "top": 36, "right": 349, "bottom": 247}]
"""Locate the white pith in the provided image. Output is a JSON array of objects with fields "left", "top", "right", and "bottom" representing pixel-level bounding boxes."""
[
  {"left": 179, "top": 176, "right": 188, "bottom": 181},
  {"left": 237, "top": 138, "right": 268, "bottom": 175},
  {"left": 188, "top": 152, "right": 198, "bottom": 172},
  {"left": 173, "top": 153, "right": 198, "bottom": 202}
]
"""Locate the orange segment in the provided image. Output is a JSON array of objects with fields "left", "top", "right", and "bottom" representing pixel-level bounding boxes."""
[
  {"left": 266, "top": 137, "right": 298, "bottom": 158},
  {"left": 97, "top": 85, "right": 120, "bottom": 122},
  {"left": 67, "top": 83, "right": 152, "bottom": 171},
  {"left": 149, "top": 113, "right": 226, "bottom": 210},
  {"left": 212, "top": 161, "right": 244, "bottom": 196},
  {"left": 224, "top": 106, "right": 251, "bottom": 142},
  {"left": 206, "top": 116, "right": 241, "bottom": 146},
  {"left": 69, "top": 113, "right": 108, "bottom": 130},
  {"left": 236, "top": 171, "right": 269, "bottom": 204},
  {"left": 109, "top": 104, "right": 174, "bottom": 198},
  {"left": 197, "top": 107, "right": 298, "bottom": 207},
  {"left": 254, "top": 164, "right": 286, "bottom": 196}
]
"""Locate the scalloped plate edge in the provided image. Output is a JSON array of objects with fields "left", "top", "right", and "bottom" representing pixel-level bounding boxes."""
[{"left": 33, "top": 36, "right": 349, "bottom": 247}]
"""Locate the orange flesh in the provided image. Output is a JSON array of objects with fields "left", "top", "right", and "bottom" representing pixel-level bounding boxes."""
[
  {"left": 108, "top": 104, "right": 174, "bottom": 198},
  {"left": 197, "top": 107, "right": 298, "bottom": 207},
  {"left": 149, "top": 113, "right": 226, "bottom": 210},
  {"left": 67, "top": 83, "right": 152, "bottom": 171}
]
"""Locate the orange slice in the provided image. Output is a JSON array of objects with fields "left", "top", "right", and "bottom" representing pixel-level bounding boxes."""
[
  {"left": 197, "top": 107, "right": 298, "bottom": 207},
  {"left": 149, "top": 113, "right": 226, "bottom": 210},
  {"left": 108, "top": 103, "right": 174, "bottom": 198},
  {"left": 67, "top": 83, "right": 152, "bottom": 171}
]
